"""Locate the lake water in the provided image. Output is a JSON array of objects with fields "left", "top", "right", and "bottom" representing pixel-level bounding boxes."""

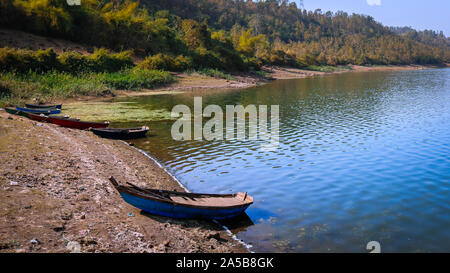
[{"left": 113, "top": 68, "right": 450, "bottom": 252}]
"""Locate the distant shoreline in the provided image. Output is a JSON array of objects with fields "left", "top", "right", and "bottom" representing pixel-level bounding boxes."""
[{"left": 61, "top": 64, "right": 445, "bottom": 104}]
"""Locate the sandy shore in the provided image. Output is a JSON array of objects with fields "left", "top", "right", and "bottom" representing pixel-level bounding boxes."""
[
  {"left": 0, "top": 111, "right": 248, "bottom": 253},
  {"left": 266, "top": 64, "right": 432, "bottom": 79}
]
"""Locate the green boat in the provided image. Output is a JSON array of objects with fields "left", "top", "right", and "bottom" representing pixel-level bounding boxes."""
[{"left": 4, "top": 107, "right": 29, "bottom": 117}]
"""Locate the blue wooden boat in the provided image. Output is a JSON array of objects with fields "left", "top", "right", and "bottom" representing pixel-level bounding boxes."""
[
  {"left": 109, "top": 177, "right": 253, "bottom": 220},
  {"left": 16, "top": 106, "right": 61, "bottom": 115}
]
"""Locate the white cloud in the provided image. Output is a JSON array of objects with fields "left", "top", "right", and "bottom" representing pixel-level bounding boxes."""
[{"left": 366, "top": 0, "right": 382, "bottom": 6}]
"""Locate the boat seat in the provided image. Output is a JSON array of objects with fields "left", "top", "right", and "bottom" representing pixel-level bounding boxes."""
[{"left": 170, "top": 195, "right": 246, "bottom": 207}]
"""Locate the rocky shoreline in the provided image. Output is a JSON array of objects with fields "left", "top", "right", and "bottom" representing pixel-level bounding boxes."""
[{"left": 0, "top": 111, "right": 248, "bottom": 253}]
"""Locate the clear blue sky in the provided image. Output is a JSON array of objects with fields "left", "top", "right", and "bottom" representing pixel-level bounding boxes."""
[{"left": 293, "top": 0, "right": 450, "bottom": 36}]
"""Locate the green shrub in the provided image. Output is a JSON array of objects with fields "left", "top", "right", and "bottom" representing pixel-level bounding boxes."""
[
  {"left": 88, "top": 48, "right": 134, "bottom": 72},
  {"left": 0, "top": 47, "right": 17, "bottom": 71},
  {"left": 0, "top": 82, "right": 11, "bottom": 98},
  {"left": 138, "top": 54, "right": 192, "bottom": 72},
  {"left": 172, "top": 55, "right": 193, "bottom": 71},
  {"left": 58, "top": 51, "right": 90, "bottom": 73},
  {"left": 0, "top": 47, "right": 133, "bottom": 74},
  {"left": 34, "top": 48, "right": 60, "bottom": 71},
  {"left": 0, "top": 47, "right": 61, "bottom": 73},
  {"left": 191, "top": 49, "right": 223, "bottom": 70},
  {"left": 138, "top": 54, "right": 171, "bottom": 70},
  {"left": 99, "top": 68, "right": 174, "bottom": 90},
  {"left": 194, "top": 68, "right": 235, "bottom": 80}
]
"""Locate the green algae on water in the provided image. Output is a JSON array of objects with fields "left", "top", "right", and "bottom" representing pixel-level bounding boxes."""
[{"left": 63, "top": 101, "right": 174, "bottom": 122}]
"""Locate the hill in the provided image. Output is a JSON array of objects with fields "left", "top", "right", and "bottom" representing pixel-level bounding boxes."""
[{"left": 0, "top": 0, "right": 449, "bottom": 72}]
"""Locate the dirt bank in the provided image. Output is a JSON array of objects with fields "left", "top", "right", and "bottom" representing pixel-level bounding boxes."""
[
  {"left": 265, "top": 64, "right": 432, "bottom": 80},
  {"left": 0, "top": 111, "right": 248, "bottom": 253}
]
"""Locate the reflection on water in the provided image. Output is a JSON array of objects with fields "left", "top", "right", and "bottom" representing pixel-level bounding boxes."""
[
  {"left": 218, "top": 213, "right": 255, "bottom": 233},
  {"left": 112, "top": 69, "right": 450, "bottom": 252}
]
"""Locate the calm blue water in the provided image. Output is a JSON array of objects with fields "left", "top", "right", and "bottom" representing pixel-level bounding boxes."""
[{"left": 118, "top": 68, "right": 450, "bottom": 252}]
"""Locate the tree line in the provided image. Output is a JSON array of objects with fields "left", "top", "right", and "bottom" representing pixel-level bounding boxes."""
[{"left": 0, "top": 0, "right": 449, "bottom": 72}]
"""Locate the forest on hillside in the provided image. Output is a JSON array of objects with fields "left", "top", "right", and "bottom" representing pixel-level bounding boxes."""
[{"left": 0, "top": 0, "right": 449, "bottom": 72}]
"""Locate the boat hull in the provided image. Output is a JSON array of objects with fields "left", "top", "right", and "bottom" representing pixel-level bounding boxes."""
[
  {"left": 119, "top": 192, "right": 251, "bottom": 220},
  {"left": 25, "top": 112, "right": 49, "bottom": 122},
  {"left": 5, "top": 107, "right": 30, "bottom": 117},
  {"left": 16, "top": 106, "right": 60, "bottom": 115},
  {"left": 25, "top": 103, "right": 62, "bottom": 109},
  {"left": 91, "top": 127, "right": 148, "bottom": 139}
]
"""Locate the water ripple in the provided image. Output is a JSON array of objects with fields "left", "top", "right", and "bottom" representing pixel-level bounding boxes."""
[{"left": 126, "top": 68, "right": 450, "bottom": 252}]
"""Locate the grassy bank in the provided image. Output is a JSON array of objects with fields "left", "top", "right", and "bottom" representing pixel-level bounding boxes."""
[
  {"left": 0, "top": 47, "right": 176, "bottom": 107},
  {"left": 304, "top": 65, "right": 353, "bottom": 72},
  {"left": 0, "top": 69, "right": 174, "bottom": 107},
  {"left": 187, "top": 68, "right": 236, "bottom": 80}
]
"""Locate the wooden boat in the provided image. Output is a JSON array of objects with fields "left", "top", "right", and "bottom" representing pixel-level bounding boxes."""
[
  {"left": 5, "top": 107, "right": 42, "bottom": 117},
  {"left": 25, "top": 103, "right": 62, "bottom": 109},
  {"left": 48, "top": 116, "right": 109, "bottom": 129},
  {"left": 25, "top": 112, "right": 76, "bottom": 123},
  {"left": 109, "top": 176, "right": 253, "bottom": 220},
  {"left": 25, "top": 112, "right": 49, "bottom": 122},
  {"left": 16, "top": 106, "right": 61, "bottom": 115},
  {"left": 91, "top": 126, "right": 149, "bottom": 139}
]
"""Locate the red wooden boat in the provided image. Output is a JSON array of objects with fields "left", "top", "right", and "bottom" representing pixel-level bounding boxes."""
[
  {"left": 48, "top": 116, "right": 109, "bottom": 129},
  {"left": 26, "top": 112, "right": 49, "bottom": 122},
  {"left": 26, "top": 112, "right": 77, "bottom": 123}
]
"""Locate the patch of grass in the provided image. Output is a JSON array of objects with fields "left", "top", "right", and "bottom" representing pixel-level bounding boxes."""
[
  {"left": 188, "top": 68, "right": 235, "bottom": 80},
  {"left": 0, "top": 71, "right": 107, "bottom": 106},
  {"left": 252, "top": 69, "right": 270, "bottom": 78},
  {"left": 98, "top": 69, "right": 174, "bottom": 90},
  {"left": 0, "top": 69, "right": 174, "bottom": 107},
  {"left": 304, "top": 65, "right": 352, "bottom": 72}
]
